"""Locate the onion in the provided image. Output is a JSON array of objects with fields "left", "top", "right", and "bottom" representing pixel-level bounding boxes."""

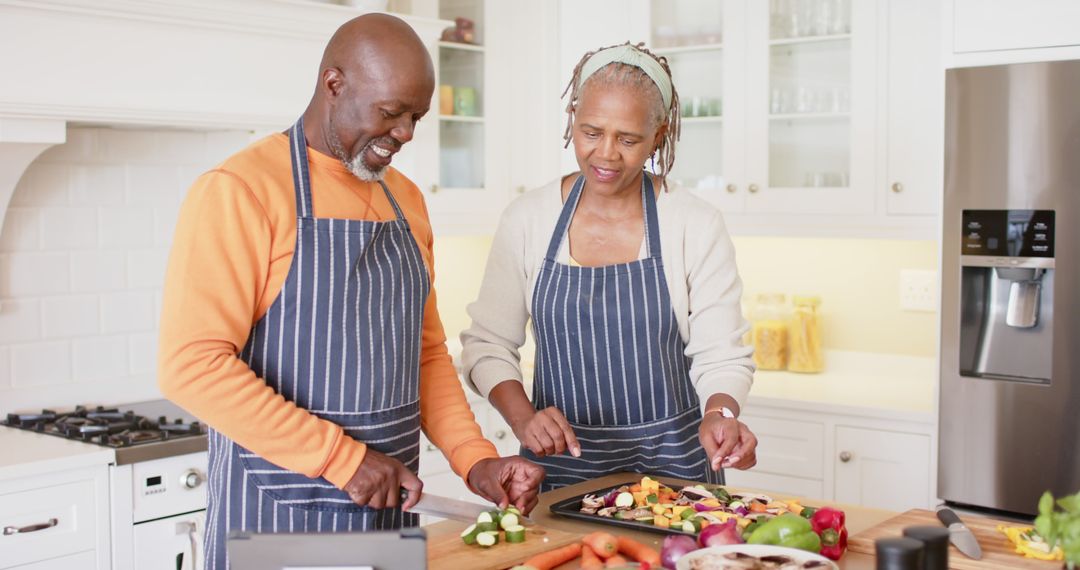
[
  {"left": 693, "top": 502, "right": 719, "bottom": 512},
  {"left": 733, "top": 506, "right": 750, "bottom": 516},
  {"left": 603, "top": 489, "right": 622, "bottom": 508},
  {"left": 698, "top": 519, "right": 745, "bottom": 548},
  {"left": 660, "top": 534, "right": 699, "bottom": 569}
]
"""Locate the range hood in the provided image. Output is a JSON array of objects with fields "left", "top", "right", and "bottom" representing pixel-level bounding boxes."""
[{"left": 0, "top": 0, "right": 446, "bottom": 236}]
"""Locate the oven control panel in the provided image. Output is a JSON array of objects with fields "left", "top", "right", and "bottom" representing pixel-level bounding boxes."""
[{"left": 127, "top": 451, "right": 208, "bottom": 524}]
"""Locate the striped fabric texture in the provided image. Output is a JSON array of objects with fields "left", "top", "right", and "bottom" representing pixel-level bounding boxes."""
[
  {"left": 523, "top": 175, "right": 722, "bottom": 491},
  {"left": 205, "top": 119, "right": 429, "bottom": 568}
]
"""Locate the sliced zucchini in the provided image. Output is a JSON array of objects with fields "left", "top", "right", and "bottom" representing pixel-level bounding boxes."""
[
  {"left": 460, "top": 523, "right": 480, "bottom": 545},
  {"left": 499, "top": 512, "right": 520, "bottom": 530},
  {"left": 504, "top": 525, "right": 526, "bottom": 543},
  {"left": 475, "top": 521, "right": 498, "bottom": 533},
  {"left": 505, "top": 505, "right": 522, "bottom": 516},
  {"left": 476, "top": 511, "right": 494, "bottom": 524},
  {"left": 476, "top": 531, "right": 500, "bottom": 547},
  {"left": 614, "top": 492, "right": 635, "bottom": 508}
]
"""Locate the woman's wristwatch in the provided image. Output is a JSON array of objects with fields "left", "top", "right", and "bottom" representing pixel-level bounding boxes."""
[{"left": 704, "top": 406, "right": 737, "bottom": 419}]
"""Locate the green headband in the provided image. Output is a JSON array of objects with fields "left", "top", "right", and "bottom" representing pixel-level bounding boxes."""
[{"left": 577, "top": 44, "right": 673, "bottom": 110}]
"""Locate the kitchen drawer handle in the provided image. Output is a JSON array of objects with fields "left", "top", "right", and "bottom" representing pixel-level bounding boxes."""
[
  {"left": 839, "top": 451, "right": 853, "bottom": 463},
  {"left": 494, "top": 429, "right": 507, "bottom": 440},
  {"left": 429, "top": 184, "right": 439, "bottom": 194},
  {"left": 748, "top": 183, "right": 760, "bottom": 194},
  {"left": 725, "top": 184, "right": 737, "bottom": 194},
  {"left": 3, "top": 518, "right": 59, "bottom": 536},
  {"left": 891, "top": 182, "right": 904, "bottom": 193},
  {"left": 425, "top": 443, "right": 437, "bottom": 452}
]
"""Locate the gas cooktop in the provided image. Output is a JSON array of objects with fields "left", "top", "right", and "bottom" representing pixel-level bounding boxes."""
[{"left": 2, "top": 399, "right": 208, "bottom": 464}]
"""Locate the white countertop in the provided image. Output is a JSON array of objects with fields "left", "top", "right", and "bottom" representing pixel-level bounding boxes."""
[
  {"left": 746, "top": 350, "right": 937, "bottom": 422},
  {"left": 0, "top": 428, "right": 115, "bottom": 480}
]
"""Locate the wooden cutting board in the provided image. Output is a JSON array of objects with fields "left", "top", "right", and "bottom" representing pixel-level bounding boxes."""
[
  {"left": 848, "top": 508, "right": 1059, "bottom": 569},
  {"left": 427, "top": 523, "right": 581, "bottom": 570}
]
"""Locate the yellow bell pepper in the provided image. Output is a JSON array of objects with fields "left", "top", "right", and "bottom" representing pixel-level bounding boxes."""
[{"left": 997, "top": 525, "right": 1063, "bottom": 561}]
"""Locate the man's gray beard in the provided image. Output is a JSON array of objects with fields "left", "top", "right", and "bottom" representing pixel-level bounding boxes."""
[{"left": 328, "top": 129, "right": 385, "bottom": 182}]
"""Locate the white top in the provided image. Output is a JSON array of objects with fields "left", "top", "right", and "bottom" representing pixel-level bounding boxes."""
[
  {"left": 460, "top": 178, "right": 755, "bottom": 412},
  {"left": 0, "top": 429, "right": 115, "bottom": 481}
]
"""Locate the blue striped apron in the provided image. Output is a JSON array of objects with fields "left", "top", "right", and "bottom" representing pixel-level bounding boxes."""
[
  {"left": 204, "top": 119, "right": 429, "bottom": 569},
  {"left": 523, "top": 175, "right": 723, "bottom": 491}
]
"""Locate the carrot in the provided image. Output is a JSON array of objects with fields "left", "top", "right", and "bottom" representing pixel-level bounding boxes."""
[
  {"left": 580, "top": 543, "right": 604, "bottom": 569},
  {"left": 520, "top": 542, "right": 582, "bottom": 570},
  {"left": 749, "top": 501, "right": 769, "bottom": 513},
  {"left": 604, "top": 554, "right": 629, "bottom": 568},
  {"left": 616, "top": 536, "right": 661, "bottom": 565},
  {"left": 582, "top": 531, "right": 619, "bottom": 559}
]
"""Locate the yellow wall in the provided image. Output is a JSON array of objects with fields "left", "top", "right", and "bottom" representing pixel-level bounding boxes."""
[{"left": 433, "top": 235, "right": 940, "bottom": 358}]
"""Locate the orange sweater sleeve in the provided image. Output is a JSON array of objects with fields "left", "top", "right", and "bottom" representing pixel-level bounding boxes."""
[{"left": 160, "top": 137, "right": 496, "bottom": 492}]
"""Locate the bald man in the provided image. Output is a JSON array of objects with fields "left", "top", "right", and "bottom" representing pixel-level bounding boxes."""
[{"left": 159, "top": 14, "right": 543, "bottom": 568}]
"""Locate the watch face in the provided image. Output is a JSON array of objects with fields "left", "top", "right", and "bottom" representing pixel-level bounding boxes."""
[{"left": 721, "top": 407, "right": 736, "bottom": 419}]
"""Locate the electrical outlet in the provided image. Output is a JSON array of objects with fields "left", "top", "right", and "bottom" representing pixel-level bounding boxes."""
[{"left": 900, "top": 269, "right": 938, "bottom": 312}]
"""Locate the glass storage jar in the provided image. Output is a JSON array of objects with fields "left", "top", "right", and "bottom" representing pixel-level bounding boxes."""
[
  {"left": 788, "top": 295, "right": 824, "bottom": 373},
  {"left": 751, "top": 293, "right": 790, "bottom": 370}
]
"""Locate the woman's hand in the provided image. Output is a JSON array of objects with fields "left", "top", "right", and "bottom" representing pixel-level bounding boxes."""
[
  {"left": 512, "top": 406, "right": 582, "bottom": 458},
  {"left": 699, "top": 412, "right": 758, "bottom": 471}
]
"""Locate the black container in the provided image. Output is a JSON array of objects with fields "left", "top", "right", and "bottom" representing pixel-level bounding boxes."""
[
  {"left": 875, "top": 536, "right": 924, "bottom": 570},
  {"left": 902, "top": 526, "right": 950, "bottom": 570}
]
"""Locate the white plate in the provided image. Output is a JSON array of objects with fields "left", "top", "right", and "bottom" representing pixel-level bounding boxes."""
[{"left": 675, "top": 544, "right": 839, "bottom": 570}]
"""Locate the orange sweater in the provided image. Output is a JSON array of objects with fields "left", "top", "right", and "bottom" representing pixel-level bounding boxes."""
[{"left": 159, "top": 133, "right": 497, "bottom": 489}]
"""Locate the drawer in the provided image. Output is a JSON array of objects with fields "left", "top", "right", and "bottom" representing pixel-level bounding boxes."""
[
  {"left": 723, "top": 470, "right": 824, "bottom": 501},
  {"left": 0, "top": 478, "right": 99, "bottom": 569},
  {"left": 8, "top": 550, "right": 95, "bottom": 570},
  {"left": 738, "top": 414, "right": 824, "bottom": 480},
  {"left": 418, "top": 433, "right": 451, "bottom": 477}
]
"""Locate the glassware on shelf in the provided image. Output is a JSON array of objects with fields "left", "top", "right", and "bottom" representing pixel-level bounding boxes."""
[
  {"left": 788, "top": 295, "right": 824, "bottom": 373},
  {"left": 439, "top": 85, "right": 454, "bottom": 115},
  {"left": 771, "top": 0, "right": 851, "bottom": 40},
  {"left": 453, "top": 87, "right": 477, "bottom": 116},
  {"left": 681, "top": 96, "right": 723, "bottom": 118},
  {"left": 751, "top": 293, "right": 790, "bottom": 371}
]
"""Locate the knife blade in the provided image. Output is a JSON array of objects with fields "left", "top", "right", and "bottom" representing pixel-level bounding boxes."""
[
  {"left": 406, "top": 492, "right": 535, "bottom": 526},
  {"left": 936, "top": 506, "right": 983, "bottom": 559}
]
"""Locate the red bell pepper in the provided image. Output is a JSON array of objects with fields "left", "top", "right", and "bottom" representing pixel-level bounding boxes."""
[{"left": 810, "top": 507, "right": 848, "bottom": 560}]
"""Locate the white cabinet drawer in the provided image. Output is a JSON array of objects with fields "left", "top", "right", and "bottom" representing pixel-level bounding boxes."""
[
  {"left": 833, "top": 426, "right": 931, "bottom": 511},
  {"left": 738, "top": 414, "right": 824, "bottom": 480},
  {"left": 8, "top": 550, "right": 95, "bottom": 569},
  {"left": 724, "top": 470, "right": 824, "bottom": 501},
  {"left": 418, "top": 433, "right": 451, "bottom": 478},
  {"left": 0, "top": 476, "right": 100, "bottom": 569}
]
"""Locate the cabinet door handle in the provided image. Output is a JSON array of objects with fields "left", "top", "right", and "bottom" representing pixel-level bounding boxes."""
[
  {"left": 891, "top": 182, "right": 904, "bottom": 193},
  {"left": 429, "top": 184, "right": 439, "bottom": 194},
  {"left": 748, "top": 183, "right": 760, "bottom": 194},
  {"left": 725, "top": 184, "right": 737, "bottom": 194},
  {"left": 494, "top": 430, "right": 507, "bottom": 440},
  {"left": 516, "top": 185, "right": 526, "bottom": 194},
  {"left": 839, "top": 451, "right": 853, "bottom": 463},
  {"left": 3, "top": 518, "right": 59, "bottom": 535},
  {"left": 425, "top": 443, "right": 437, "bottom": 452}
]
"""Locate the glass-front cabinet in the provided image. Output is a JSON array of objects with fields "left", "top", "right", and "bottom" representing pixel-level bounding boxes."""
[
  {"left": 648, "top": 0, "right": 876, "bottom": 216},
  {"left": 436, "top": 0, "right": 485, "bottom": 191}
]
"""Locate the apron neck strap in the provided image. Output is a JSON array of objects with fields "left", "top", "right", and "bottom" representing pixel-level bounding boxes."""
[
  {"left": 544, "top": 173, "right": 662, "bottom": 261},
  {"left": 288, "top": 118, "right": 407, "bottom": 222}
]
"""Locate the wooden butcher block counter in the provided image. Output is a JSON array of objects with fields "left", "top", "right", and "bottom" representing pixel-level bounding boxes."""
[{"left": 424, "top": 473, "right": 904, "bottom": 570}]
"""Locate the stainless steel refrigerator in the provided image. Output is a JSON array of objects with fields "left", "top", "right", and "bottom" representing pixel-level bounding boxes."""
[{"left": 940, "top": 60, "right": 1080, "bottom": 517}]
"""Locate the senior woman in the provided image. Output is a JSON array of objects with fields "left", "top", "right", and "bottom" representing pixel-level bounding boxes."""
[{"left": 461, "top": 43, "right": 758, "bottom": 491}]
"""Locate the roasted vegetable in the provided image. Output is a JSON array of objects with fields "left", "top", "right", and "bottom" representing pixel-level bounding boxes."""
[
  {"left": 809, "top": 507, "right": 847, "bottom": 560},
  {"left": 746, "top": 514, "right": 822, "bottom": 553}
]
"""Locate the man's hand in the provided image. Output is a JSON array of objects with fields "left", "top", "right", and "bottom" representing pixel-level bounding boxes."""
[
  {"left": 699, "top": 412, "right": 758, "bottom": 471},
  {"left": 511, "top": 406, "right": 581, "bottom": 458},
  {"left": 343, "top": 449, "right": 423, "bottom": 510},
  {"left": 467, "top": 457, "right": 545, "bottom": 515}
]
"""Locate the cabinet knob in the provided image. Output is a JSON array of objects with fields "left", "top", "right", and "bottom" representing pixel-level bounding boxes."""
[
  {"left": 891, "top": 182, "right": 904, "bottom": 193},
  {"left": 839, "top": 451, "right": 853, "bottom": 463},
  {"left": 516, "top": 186, "right": 526, "bottom": 194},
  {"left": 180, "top": 469, "right": 205, "bottom": 490},
  {"left": 725, "top": 184, "right": 737, "bottom": 194},
  {"left": 426, "top": 443, "right": 437, "bottom": 452},
  {"left": 748, "top": 183, "right": 760, "bottom": 194},
  {"left": 429, "top": 184, "right": 439, "bottom": 194},
  {"left": 494, "top": 429, "right": 507, "bottom": 440}
]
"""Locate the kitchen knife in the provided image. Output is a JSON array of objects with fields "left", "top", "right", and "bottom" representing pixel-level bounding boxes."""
[
  {"left": 406, "top": 492, "right": 535, "bottom": 526},
  {"left": 935, "top": 506, "right": 983, "bottom": 559}
]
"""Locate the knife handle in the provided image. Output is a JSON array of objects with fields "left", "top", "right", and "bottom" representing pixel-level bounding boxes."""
[{"left": 936, "top": 507, "right": 962, "bottom": 527}]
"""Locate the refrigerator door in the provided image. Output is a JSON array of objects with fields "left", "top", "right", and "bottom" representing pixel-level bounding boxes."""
[{"left": 940, "top": 60, "right": 1080, "bottom": 516}]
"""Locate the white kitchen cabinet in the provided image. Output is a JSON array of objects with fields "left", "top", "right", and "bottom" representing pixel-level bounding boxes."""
[
  {"left": 833, "top": 425, "right": 931, "bottom": 512},
  {"left": 951, "top": 0, "right": 1080, "bottom": 54},
  {"left": 0, "top": 465, "right": 110, "bottom": 570}
]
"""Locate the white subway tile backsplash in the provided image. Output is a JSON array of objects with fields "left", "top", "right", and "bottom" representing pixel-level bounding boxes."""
[
  {"left": 101, "top": 290, "right": 154, "bottom": 333},
  {"left": 40, "top": 207, "right": 98, "bottom": 250},
  {"left": 70, "top": 165, "right": 125, "bottom": 206},
  {"left": 11, "top": 164, "right": 69, "bottom": 207},
  {"left": 70, "top": 251, "right": 126, "bottom": 292},
  {"left": 205, "top": 131, "right": 253, "bottom": 166},
  {"left": 0, "top": 299, "right": 41, "bottom": 343},
  {"left": 1, "top": 252, "right": 70, "bottom": 296},
  {"left": 126, "top": 165, "right": 181, "bottom": 206},
  {"left": 178, "top": 165, "right": 208, "bottom": 201},
  {"left": 73, "top": 336, "right": 129, "bottom": 382},
  {"left": 99, "top": 206, "right": 154, "bottom": 247},
  {"left": 0, "top": 208, "right": 41, "bottom": 252},
  {"left": 11, "top": 341, "right": 71, "bottom": 387},
  {"left": 154, "top": 208, "right": 180, "bottom": 247},
  {"left": 37, "top": 128, "right": 99, "bottom": 164},
  {"left": 0, "top": 347, "right": 10, "bottom": 390},
  {"left": 127, "top": 249, "right": 168, "bottom": 289},
  {"left": 128, "top": 332, "right": 157, "bottom": 375},
  {"left": 99, "top": 128, "right": 159, "bottom": 163},
  {"left": 41, "top": 294, "right": 99, "bottom": 338},
  {"left": 156, "top": 131, "right": 209, "bottom": 164}
]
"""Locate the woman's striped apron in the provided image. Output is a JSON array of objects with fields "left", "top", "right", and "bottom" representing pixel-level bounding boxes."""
[
  {"left": 204, "top": 118, "right": 429, "bottom": 568},
  {"left": 522, "top": 174, "right": 723, "bottom": 491}
]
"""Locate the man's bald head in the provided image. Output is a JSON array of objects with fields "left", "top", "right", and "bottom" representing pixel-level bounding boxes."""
[{"left": 304, "top": 14, "right": 435, "bottom": 182}]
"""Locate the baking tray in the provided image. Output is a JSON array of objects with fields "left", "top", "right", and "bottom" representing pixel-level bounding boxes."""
[{"left": 548, "top": 480, "right": 699, "bottom": 537}]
